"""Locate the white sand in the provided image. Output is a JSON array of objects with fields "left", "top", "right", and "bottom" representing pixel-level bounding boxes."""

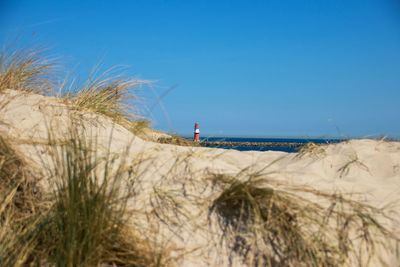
[{"left": 1, "top": 90, "right": 399, "bottom": 266}]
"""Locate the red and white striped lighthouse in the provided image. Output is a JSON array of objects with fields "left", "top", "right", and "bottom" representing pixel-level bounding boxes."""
[{"left": 193, "top": 122, "right": 200, "bottom": 142}]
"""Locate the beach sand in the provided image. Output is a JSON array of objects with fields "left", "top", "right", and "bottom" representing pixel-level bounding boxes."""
[{"left": 1, "top": 89, "right": 399, "bottom": 266}]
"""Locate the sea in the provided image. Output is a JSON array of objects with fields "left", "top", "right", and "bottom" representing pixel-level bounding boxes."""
[{"left": 200, "top": 137, "right": 344, "bottom": 153}]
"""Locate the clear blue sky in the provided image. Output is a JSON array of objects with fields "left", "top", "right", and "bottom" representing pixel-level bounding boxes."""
[{"left": 1, "top": 0, "right": 400, "bottom": 138}]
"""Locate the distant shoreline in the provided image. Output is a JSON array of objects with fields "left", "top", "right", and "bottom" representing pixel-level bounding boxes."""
[
  {"left": 191, "top": 137, "right": 345, "bottom": 153},
  {"left": 201, "top": 140, "right": 304, "bottom": 148}
]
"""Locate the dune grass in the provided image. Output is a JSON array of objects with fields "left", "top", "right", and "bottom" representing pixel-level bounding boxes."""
[
  {"left": 0, "top": 48, "right": 54, "bottom": 94},
  {"left": 44, "top": 129, "right": 132, "bottom": 266},
  {"left": 208, "top": 174, "right": 396, "bottom": 267},
  {"left": 66, "top": 69, "right": 152, "bottom": 133},
  {"left": 0, "top": 125, "right": 170, "bottom": 266}
]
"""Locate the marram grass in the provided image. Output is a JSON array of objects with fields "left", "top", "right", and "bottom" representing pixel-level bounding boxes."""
[
  {"left": 209, "top": 174, "right": 397, "bottom": 267},
  {"left": 37, "top": 125, "right": 168, "bottom": 267},
  {"left": 0, "top": 47, "right": 160, "bottom": 141}
]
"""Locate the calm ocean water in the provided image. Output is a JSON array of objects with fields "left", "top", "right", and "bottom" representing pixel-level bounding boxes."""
[{"left": 201, "top": 137, "right": 343, "bottom": 153}]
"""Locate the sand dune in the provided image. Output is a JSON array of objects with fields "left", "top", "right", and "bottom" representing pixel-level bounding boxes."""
[{"left": 1, "top": 90, "right": 400, "bottom": 266}]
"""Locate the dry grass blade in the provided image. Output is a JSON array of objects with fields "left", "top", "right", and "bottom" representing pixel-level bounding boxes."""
[
  {"left": 0, "top": 48, "right": 54, "bottom": 94},
  {"left": 0, "top": 135, "right": 43, "bottom": 267},
  {"left": 209, "top": 175, "right": 397, "bottom": 267},
  {"left": 0, "top": 135, "right": 41, "bottom": 217},
  {"left": 338, "top": 154, "right": 370, "bottom": 178}
]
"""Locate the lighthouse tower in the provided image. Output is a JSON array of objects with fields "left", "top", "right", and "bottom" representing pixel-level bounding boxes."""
[{"left": 193, "top": 122, "right": 200, "bottom": 142}]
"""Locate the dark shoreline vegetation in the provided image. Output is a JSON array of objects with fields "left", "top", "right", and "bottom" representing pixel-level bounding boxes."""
[{"left": 160, "top": 136, "right": 399, "bottom": 152}]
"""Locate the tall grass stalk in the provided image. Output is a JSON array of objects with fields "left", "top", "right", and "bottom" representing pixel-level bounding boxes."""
[{"left": 38, "top": 125, "right": 163, "bottom": 267}]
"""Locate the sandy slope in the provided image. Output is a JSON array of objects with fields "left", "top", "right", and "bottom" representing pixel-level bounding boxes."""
[{"left": 1, "top": 90, "right": 399, "bottom": 266}]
